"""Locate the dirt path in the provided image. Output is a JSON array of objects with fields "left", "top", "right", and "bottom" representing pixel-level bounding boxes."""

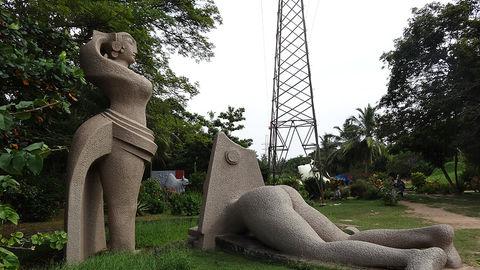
[{"left": 400, "top": 201, "right": 480, "bottom": 229}]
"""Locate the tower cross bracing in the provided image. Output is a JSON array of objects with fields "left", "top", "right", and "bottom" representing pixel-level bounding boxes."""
[{"left": 268, "top": 0, "right": 320, "bottom": 180}]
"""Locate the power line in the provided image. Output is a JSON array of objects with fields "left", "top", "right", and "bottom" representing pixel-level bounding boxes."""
[{"left": 259, "top": 0, "right": 269, "bottom": 101}]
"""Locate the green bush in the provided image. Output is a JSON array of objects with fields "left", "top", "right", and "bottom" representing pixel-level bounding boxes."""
[
  {"left": 303, "top": 177, "right": 321, "bottom": 200},
  {"left": 411, "top": 172, "right": 427, "bottom": 190},
  {"left": 4, "top": 177, "right": 61, "bottom": 222},
  {"left": 169, "top": 192, "right": 202, "bottom": 216},
  {"left": 138, "top": 179, "right": 166, "bottom": 215},
  {"left": 364, "top": 185, "right": 381, "bottom": 200},
  {"left": 387, "top": 151, "right": 434, "bottom": 177},
  {"left": 188, "top": 171, "right": 206, "bottom": 193},
  {"left": 461, "top": 162, "right": 479, "bottom": 191},
  {"left": 278, "top": 175, "right": 302, "bottom": 191},
  {"left": 380, "top": 180, "right": 398, "bottom": 206},
  {"left": 350, "top": 179, "right": 380, "bottom": 200},
  {"left": 350, "top": 179, "right": 368, "bottom": 198},
  {"left": 323, "top": 189, "right": 334, "bottom": 200},
  {"left": 417, "top": 181, "right": 451, "bottom": 194}
]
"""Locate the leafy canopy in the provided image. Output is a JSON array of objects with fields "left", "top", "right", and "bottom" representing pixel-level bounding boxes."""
[
  {"left": 379, "top": 0, "right": 480, "bottom": 191},
  {"left": 3, "top": 0, "right": 222, "bottom": 102}
]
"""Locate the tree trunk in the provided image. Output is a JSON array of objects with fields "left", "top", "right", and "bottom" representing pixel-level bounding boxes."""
[
  {"left": 454, "top": 153, "right": 458, "bottom": 184},
  {"left": 454, "top": 152, "right": 463, "bottom": 194},
  {"left": 440, "top": 165, "right": 456, "bottom": 191}
]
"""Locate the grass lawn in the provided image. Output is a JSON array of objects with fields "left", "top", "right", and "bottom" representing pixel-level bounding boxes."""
[
  {"left": 26, "top": 199, "right": 480, "bottom": 269},
  {"left": 405, "top": 192, "right": 480, "bottom": 218}
]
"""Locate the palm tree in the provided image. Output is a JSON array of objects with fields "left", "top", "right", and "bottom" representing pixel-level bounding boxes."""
[
  {"left": 318, "top": 133, "right": 341, "bottom": 174},
  {"left": 334, "top": 104, "right": 386, "bottom": 174}
]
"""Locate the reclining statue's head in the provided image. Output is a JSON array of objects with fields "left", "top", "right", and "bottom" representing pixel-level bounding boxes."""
[{"left": 95, "top": 31, "right": 138, "bottom": 67}]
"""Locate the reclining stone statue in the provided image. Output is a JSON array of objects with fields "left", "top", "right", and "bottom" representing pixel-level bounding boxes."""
[
  {"left": 65, "top": 31, "right": 156, "bottom": 263},
  {"left": 192, "top": 133, "right": 462, "bottom": 270}
]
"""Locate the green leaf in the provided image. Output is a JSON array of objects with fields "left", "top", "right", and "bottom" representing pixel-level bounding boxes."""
[
  {"left": 0, "top": 175, "right": 19, "bottom": 193},
  {"left": 11, "top": 152, "right": 26, "bottom": 173},
  {"left": 33, "top": 99, "right": 48, "bottom": 107},
  {"left": 61, "top": 101, "right": 71, "bottom": 114},
  {"left": 58, "top": 51, "right": 66, "bottom": 61},
  {"left": 26, "top": 154, "right": 43, "bottom": 175},
  {"left": 30, "top": 234, "right": 43, "bottom": 245},
  {"left": 0, "top": 247, "right": 19, "bottom": 270},
  {"left": 15, "top": 101, "right": 33, "bottom": 110},
  {"left": 0, "top": 113, "right": 13, "bottom": 131},
  {"left": 8, "top": 23, "right": 19, "bottom": 30},
  {"left": 23, "top": 142, "right": 44, "bottom": 152},
  {"left": 0, "top": 204, "right": 19, "bottom": 225},
  {"left": 0, "top": 104, "right": 12, "bottom": 112},
  {"left": 0, "top": 154, "right": 13, "bottom": 174}
]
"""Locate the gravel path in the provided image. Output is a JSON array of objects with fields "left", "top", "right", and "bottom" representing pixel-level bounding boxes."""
[{"left": 400, "top": 201, "right": 480, "bottom": 229}]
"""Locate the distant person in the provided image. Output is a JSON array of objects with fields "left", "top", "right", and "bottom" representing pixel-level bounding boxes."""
[
  {"left": 393, "top": 175, "right": 405, "bottom": 197},
  {"left": 334, "top": 186, "right": 342, "bottom": 200}
]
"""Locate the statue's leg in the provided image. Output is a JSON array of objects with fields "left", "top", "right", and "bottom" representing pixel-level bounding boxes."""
[
  {"left": 99, "top": 143, "right": 145, "bottom": 251},
  {"left": 348, "top": 225, "right": 462, "bottom": 268},
  {"left": 237, "top": 186, "right": 447, "bottom": 270},
  {"left": 279, "top": 185, "right": 461, "bottom": 268},
  {"left": 83, "top": 168, "right": 107, "bottom": 256},
  {"left": 279, "top": 185, "right": 349, "bottom": 242}
]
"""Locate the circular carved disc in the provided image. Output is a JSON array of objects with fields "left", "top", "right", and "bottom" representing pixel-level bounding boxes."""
[{"left": 225, "top": 150, "right": 240, "bottom": 165}]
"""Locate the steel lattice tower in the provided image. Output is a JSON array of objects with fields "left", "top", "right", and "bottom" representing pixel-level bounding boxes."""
[{"left": 268, "top": 0, "right": 320, "bottom": 180}]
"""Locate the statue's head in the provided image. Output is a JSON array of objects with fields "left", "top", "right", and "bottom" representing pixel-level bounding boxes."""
[{"left": 94, "top": 31, "right": 138, "bottom": 67}]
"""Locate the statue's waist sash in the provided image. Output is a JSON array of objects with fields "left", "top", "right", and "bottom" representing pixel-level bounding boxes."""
[{"left": 101, "top": 109, "right": 157, "bottom": 161}]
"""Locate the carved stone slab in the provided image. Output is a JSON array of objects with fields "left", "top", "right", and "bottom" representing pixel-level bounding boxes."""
[{"left": 194, "top": 133, "right": 264, "bottom": 250}]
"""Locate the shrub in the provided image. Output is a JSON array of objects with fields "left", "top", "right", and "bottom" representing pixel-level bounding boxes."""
[
  {"left": 368, "top": 173, "right": 387, "bottom": 189},
  {"left": 278, "top": 175, "right": 302, "bottom": 191},
  {"left": 138, "top": 179, "right": 166, "bottom": 215},
  {"left": 169, "top": 192, "right": 202, "bottom": 216},
  {"left": 461, "top": 162, "right": 480, "bottom": 191},
  {"left": 188, "top": 171, "right": 206, "bottom": 193},
  {"left": 4, "top": 177, "right": 61, "bottom": 222},
  {"left": 350, "top": 179, "right": 381, "bottom": 200},
  {"left": 303, "top": 177, "right": 321, "bottom": 200},
  {"left": 387, "top": 151, "right": 434, "bottom": 177},
  {"left": 411, "top": 172, "right": 427, "bottom": 190},
  {"left": 350, "top": 179, "right": 368, "bottom": 198},
  {"left": 364, "top": 185, "right": 381, "bottom": 200},
  {"left": 380, "top": 180, "right": 398, "bottom": 206},
  {"left": 417, "top": 181, "right": 451, "bottom": 194}
]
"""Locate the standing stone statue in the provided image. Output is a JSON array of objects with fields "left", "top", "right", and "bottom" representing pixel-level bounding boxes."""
[
  {"left": 192, "top": 133, "right": 462, "bottom": 270},
  {"left": 65, "top": 31, "right": 157, "bottom": 263}
]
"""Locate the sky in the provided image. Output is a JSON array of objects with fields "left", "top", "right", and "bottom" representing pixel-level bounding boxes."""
[{"left": 170, "top": 0, "right": 451, "bottom": 157}]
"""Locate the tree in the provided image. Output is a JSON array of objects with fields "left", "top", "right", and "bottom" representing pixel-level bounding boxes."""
[
  {"left": 206, "top": 106, "right": 253, "bottom": 148},
  {"left": 318, "top": 133, "right": 342, "bottom": 175},
  {"left": 332, "top": 105, "right": 386, "bottom": 174},
  {"left": 379, "top": 0, "right": 480, "bottom": 192},
  {"left": 0, "top": 8, "right": 74, "bottom": 267},
  {"left": 3, "top": 0, "right": 222, "bottom": 102},
  {"left": 147, "top": 102, "right": 252, "bottom": 175},
  {"left": 1, "top": 0, "right": 223, "bottom": 194}
]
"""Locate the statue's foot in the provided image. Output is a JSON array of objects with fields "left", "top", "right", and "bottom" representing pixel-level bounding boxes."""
[
  {"left": 406, "top": 247, "right": 447, "bottom": 270},
  {"left": 429, "top": 224, "right": 461, "bottom": 268},
  {"left": 445, "top": 244, "right": 462, "bottom": 268}
]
